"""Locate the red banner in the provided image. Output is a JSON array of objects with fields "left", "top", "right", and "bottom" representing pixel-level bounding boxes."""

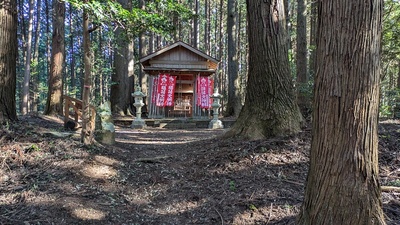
[
  {"left": 165, "top": 75, "right": 176, "bottom": 107},
  {"left": 196, "top": 76, "right": 213, "bottom": 109},
  {"left": 156, "top": 74, "right": 169, "bottom": 107},
  {"left": 153, "top": 74, "right": 176, "bottom": 107},
  {"left": 208, "top": 78, "right": 214, "bottom": 107},
  {"left": 196, "top": 76, "right": 201, "bottom": 106}
]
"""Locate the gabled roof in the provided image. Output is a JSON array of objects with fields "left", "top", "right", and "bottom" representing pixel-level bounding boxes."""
[
  {"left": 139, "top": 41, "right": 219, "bottom": 76},
  {"left": 140, "top": 41, "right": 219, "bottom": 64}
]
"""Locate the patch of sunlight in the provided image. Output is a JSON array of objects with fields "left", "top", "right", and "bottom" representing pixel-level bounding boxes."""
[
  {"left": 72, "top": 207, "right": 106, "bottom": 220},
  {"left": 81, "top": 164, "right": 117, "bottom": 179},
  {"left": 118, "top": 139, "right": 192, "bottom": 145},
  {"left": 94, "top": 155, "right": 119, "bottom": 166},
  {"left": 150, "top": 198, "right": 205, "bottom": 215},
  {"left": 231, "top": 204, "right": 283, "bottom": 224}
]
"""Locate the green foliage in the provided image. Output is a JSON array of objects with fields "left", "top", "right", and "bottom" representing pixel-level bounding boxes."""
[
  {"left": 380, "top": 1, "right": 400, "bottom": 118},
  {"left": 26, "top": 144, "right": 41, "bottom": 153},
  {"left": 229, "top": 180, "right": 236, "bottom": 192},
  {"left": 387, "top": 179, "right": 400, "bottom": 187},
  {"left": 64, "top": 0, "right": 192, "bottom": 37},
  {"left": 248, "top": 204, "right": 258, "bottom": 211},
  {"left": 380, "top": 88, "right": 400, "bottom": 118},
  {"left": 382, "top": 1, "right": 400, "bottom": 62},
  {"left": 296, "top": 80, "right": 314, "bottom": 99}
]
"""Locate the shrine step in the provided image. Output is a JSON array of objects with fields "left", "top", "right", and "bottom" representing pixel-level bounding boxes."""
[
  {"left": 113, "top": 117, "right": 235, "bottom": 129},
  {"left": 159, "top": 122, "right": 197, "bottom": 129}
]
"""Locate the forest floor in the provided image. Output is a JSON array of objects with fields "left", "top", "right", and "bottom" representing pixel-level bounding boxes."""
[{"left": 0, "top": 115, "right": 399, "bottom": 225}]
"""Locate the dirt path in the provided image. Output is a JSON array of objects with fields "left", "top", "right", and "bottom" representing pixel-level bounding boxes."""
[{"left": 0, "top": 116, "right": 399, "bottom": 224}]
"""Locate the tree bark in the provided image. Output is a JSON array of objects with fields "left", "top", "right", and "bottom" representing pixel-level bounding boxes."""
[
  {"left": 45, "top": 0, "right": 65, "bottom": 116},
  {"left": 192, "top": 0, "right": 199, "bottom": 48},
  {"left": 224, "top": 0, "right": 302, "bottom": 139},
  {"left": 296, "top": 0, "right": 309, "bottom": 113},
  {"left": 225, "top": 0, "right": 241, "bottom": 117},
  {"left": 308, "top": 0, "right": 317, "bottom": 78},
  {"left": 111, "top": 0, "right": 134, "bottom": 116},
  {"left": 21, "top": 0, "right": 35, "bottom": 115},
  {"left": 31, "top": 0, "right": 42, "bottom": 113},
  {"left": 139, "top": 0, "right": 148, "bottom": 109},
  {"left": 69, "top": 4, "right": 76, "bottom": 97},
  {"left": 397, "top": 61, "right": 400, "bottom": 89},
  {"left": 81, "top": 1, "right": 94, "bottom": 145},
  {"left": 0, "top": 0, "right": 18, "bottom": 122},
  {"left": 298, "top": 0, "right": 386, "bottom": 224}
]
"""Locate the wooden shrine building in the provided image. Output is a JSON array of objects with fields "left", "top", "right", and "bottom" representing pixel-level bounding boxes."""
[{"left": 140, "top": 41, "right": 219, "bottom": 118}]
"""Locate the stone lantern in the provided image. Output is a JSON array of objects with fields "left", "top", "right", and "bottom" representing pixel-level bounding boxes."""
[
  {"left": 208, "top": 88, "right": 224, "bottom": 129},
  {"left": 131, "top": 86, "right": 147, "bottom": 129}
]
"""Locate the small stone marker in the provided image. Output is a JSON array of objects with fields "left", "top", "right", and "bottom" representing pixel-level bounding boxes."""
[{"left": 97, "top": 101, "right": 115, "bottom": 144}]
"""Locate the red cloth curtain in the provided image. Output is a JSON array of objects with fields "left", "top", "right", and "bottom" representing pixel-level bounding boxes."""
[
  {"left": 165, "top": 75, "right": 176, "bottom": 107},
  {"left": 152, "top": 74, "right": 176, "bottom": 107},
  {"left": 196, "top": 76, "right": 214, "bottom": 109}
]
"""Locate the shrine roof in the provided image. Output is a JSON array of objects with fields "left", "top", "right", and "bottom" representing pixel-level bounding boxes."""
[{"left": 140, "top": 41, "right": 219, "bottom": 76}]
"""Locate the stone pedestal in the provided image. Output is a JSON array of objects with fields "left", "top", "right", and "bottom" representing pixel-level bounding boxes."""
[
  {"left": 209, "top": 119, "right": 224, "bottom": 129},
  {"left": 131, "top": 86, "right": 147, "bottom": 129},
  {"left": 96, "top": 130, "right": 115, "bottom": 145},
  {"left": 208, "top": 88, "right": 224, "bottom": 129},
  {"left": 97, "top": 101, "right": 115, "bottom": 144}
]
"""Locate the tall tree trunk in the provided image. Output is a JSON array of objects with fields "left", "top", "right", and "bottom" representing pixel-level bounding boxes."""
[
  {"left": 238, "top": 0, "right": 247, "bottom": 103},
  {"left": 94, "top": 27, "right": 102, "bottom": 103},
  {"left": 69, "top": 3, "right": 76, "bottom": 97},
  {"left": 21, "top": 0, "right": 35, "bottom": 115},
  {"left": 0, "top": 0, "right": 18, "bottom": 122},
  {"left": 217, "top": 0, "right": 224, "bottom": 92},
  {"left": 45, "top": 0, "right": 51, "bottom": 99},
  {"left": 308, "top": 0, "right": 317, "bottom": 78},
  {"left": 203, "top": 0, "right": 210, "bottom": 54},
  {"left": 397, "top": 61, "right": 400, "bottom": 89},
  {"left": 81, "top": 0, "right": 93, "bottom": 144},
  {"left": 192, "top": 0, "right": 199, "bottom": 48},
  {"left": 298, "top": 0, "right": 386, "bottom": 224},
  {"left": 225, "top": 0, "right": 241, "bottom": 117},
  {"left": 296, "top": 0, "right": 309, "bottom": 113},
  {"left": 45, "top": 0, "right": 65, "bottom": 115},
  {"left": 139, "top": 0, "right": 148, "bottom": 109},
  {"left": 111, "top": 0, "right": 134, "bottom": 115},
  {"left": 17, "top": 0, "right": 26, "bottom": 102},
  {"left": 225, "top": 0, "right": 302, "bottom": 140},
  {"left": 283, "top": 0, "right": 291, "bottom": 50},
  {"left": 31, "top": 0, "right": 42, "bottom": 113}
]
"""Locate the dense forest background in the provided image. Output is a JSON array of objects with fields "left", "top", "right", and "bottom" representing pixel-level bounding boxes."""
[{"left": 13, "top": 0, "right": 400, "bottom": 118}]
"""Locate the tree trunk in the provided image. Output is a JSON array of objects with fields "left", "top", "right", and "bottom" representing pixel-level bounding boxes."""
[
  {"left": 308, "top": 0, "right": 317, "bottom": 78},
  {"left": 217, "top": 0, "right": 225, "bottom": 110},
  {"left": 225, "top": 0, "right": 241, "bottom": 117},
  {"left": 21, "top": 0, "right": 35, "bottom": 115},
  {"left": 45, "top": 0, "right": 51, "bottom": 96},
  {"left": 111, "top": 0, "right": 134, "bottom": 116},
  {"left": 296, "top": 0, "right": 309, "bottom": 113},
  {"left": 204, "top": 0, "right": 210, "bottom": 54},
  {"left": 298, "top": 0, "right": 386, "bottom": 224},
  {"left": 225, "top": 0, "right": 302, "bottom": 140},
  {"left": 69, "top": 4, "right": 76, "bottom": 97},
  {"left": 397, "top": 61, "right": 400, "bottom": 89},
  {"left": 139, "top": 0, "right": 148, "bottom": 109},
  {"left": 45, "top": 0, "right": 65, "bottom": 116},
  {"left": 0, "top": 0, "right": 18, "bottom": 122},
  {"left": 31, "top": 0, "right": 42, "bottom": 113},
  {"left": 81, "top": 1, "right": 94, "bottom": 145},
  {"left": 192, "top": 0, "right": 199, "bottom": 48}
]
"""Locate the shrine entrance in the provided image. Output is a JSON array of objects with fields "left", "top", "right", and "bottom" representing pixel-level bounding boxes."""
[
  {"left": 169, "top": 74, "right": 193, "bottom": 117},
  {"left": 140, "top": 41, "right": 219, "bottom": 119}
]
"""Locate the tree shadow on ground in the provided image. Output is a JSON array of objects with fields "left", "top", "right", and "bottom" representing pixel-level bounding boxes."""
[{"left": 0, "top": 116, "right": 399, "bottom": 224}]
